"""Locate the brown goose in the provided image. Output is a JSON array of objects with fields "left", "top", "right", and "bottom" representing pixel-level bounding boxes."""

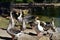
[{"left": 7, "top": 11, "right": 23, "bottom": 40}]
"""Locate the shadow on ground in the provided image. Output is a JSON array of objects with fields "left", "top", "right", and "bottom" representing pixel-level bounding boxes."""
[
  {"left": 0, "top": 36, "right": 12, "bottom": 40},
  {"left": 0, "top": 28, "right": 7, "bottom": 30},
  {"left": 29, "top": 32, "right": 37, "bottom": 36}
]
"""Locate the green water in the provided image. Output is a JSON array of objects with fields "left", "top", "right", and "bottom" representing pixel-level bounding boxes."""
[{"left": 55, "top": 18, "right": 60, "bottom": 27}]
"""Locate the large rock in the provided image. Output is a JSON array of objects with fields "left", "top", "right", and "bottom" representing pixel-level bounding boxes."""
[
  {"left": 18, "top": 34, "right": 38, "bottom": 40},
  {"left": 17, "top": 29, "right": 50, "bottom": 40},
  {"left": 51, "top": 32, "right": 60, "bottom": 40},
  {"left": 39, "top": 36, "right": 50, "bottom": 40},
  {"left": 17, "top": 34, "right": 50, "bottom": 40}
]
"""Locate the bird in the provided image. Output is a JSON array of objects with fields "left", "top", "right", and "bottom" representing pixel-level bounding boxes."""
[
  {"left": 40, "top": 21, "right": 46, "bottom": 27},
  {"left": 40, "top": 18, "right": 56, "bottom": 32},
  {"left": 17, "top": 9, "right": 26, "bottom": 31},
  {"left": 17, "top": 10, "right": 23, "bottom": 23},
  {"left": 35, "top": 19, "right": 44, "bottom": 32},
  {"left": 50, "top": 18, "right": 56, "bottom": 32},
  {"left": 51, "top": 18, "right": 58, "bottom": 32},
  {"left": 33, "top": 18, "right": 45, "bottom": 37},
  {"left": 17, "top": 9, "right": 35, "bottom": 31},
  {"left": 7, "top": 11, "right": 24, "bottom": 40},
  {"left": 51, "top": 18, "right": 55, "bottom": 27}
]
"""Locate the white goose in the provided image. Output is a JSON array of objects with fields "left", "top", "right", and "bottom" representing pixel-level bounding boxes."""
[
  {"left": 17, "top": 10, "right": 23, "bottom": 23},
  {"left": 35, "top": 20, "right": 44, "bottom": 32},
  {"left": 17, "top": 10, "right": 26, "bottom": 31},
  {"left": 7, "top": 11, "right": 23, "bottom": 40}
]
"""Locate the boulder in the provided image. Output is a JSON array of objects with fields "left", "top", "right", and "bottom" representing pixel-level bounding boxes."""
[
  {"left": 18, "top": 34, "right": 38, "bottom": 40},
  {"left": 39, "top": 36, "right": 50, "bottom": 40},
  {"left": 51, "top": 33, "right": 60, "bottom": 40}
]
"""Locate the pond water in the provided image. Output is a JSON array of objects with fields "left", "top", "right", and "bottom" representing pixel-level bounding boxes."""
[
  {"left": 54, "top": 18, "right": 60, "bottom": 27},
  {"left": 54, "top": 18, "right": 60, "bottom": 32}
]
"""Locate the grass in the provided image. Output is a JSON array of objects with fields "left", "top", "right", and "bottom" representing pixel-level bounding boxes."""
[
  {"left": 39, "top": 15, "right": 51, "bottom": 22},
  {"left": 0, "top": 16, "right": 9, "bottom": 29},
  {"left": 0, "top": 15, "right": 52, "bottom": 29}
]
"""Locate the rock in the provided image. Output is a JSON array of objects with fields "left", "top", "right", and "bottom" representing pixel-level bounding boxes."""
[
  {"left": 51, "top": 32, "right": 60, "bottom": 40},
  {"left": 18, "top": 34, "right": 38, "bottom": 40},
  {"left": 17, "top": 33, "right": 50, "bottom": 40},
  {"left": 39, "top": 36, "right": 50, "bottom": 40}
]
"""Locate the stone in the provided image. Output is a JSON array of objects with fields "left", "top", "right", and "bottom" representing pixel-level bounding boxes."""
[
  {"left": 51, "top": 33, "right": 60, "bottom": 40},
  {"left": 18, "top": 34, "right": 38, "bottom": 40},
  {"left": 39, "top": 36, "right": 50, "bottom": 40}
]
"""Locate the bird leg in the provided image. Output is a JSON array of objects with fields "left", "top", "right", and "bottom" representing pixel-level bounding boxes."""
[{"left": 12, "top": 36, "right": 15, "bottom": 40}]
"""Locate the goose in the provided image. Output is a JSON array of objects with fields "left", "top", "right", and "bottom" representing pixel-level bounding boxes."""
[
  {"left": 33, "top": 19, "right": 45, "bottom": 37},
  {"left": 7, "top": 11, "right": 23, "bottom": 40},
  {"left": 40, "top": 18, "right": 56, "bottom": 32},
  {"left": 17, "top": 10, "right": 23, "bottom": 23},
  {"left": 51, "top": 18, "right": 58, "bottom": 32},
  {"left": 51, "top": 18, "right": 55, "bottom": 27},
  {"left": 17, "top": 10, "right": 34, "bottom": 30},
  {"left": 51, "top": 18, "right": 56, "bottom": 32},
  {"left": 17, "top": 10, "right": 35, "bottom": 31},
  {"left": 35, "top": 20, "right": 44, "bottom": 32},
  {"left": 17, "top": 10, "right": 26, "bottom": 31}
]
